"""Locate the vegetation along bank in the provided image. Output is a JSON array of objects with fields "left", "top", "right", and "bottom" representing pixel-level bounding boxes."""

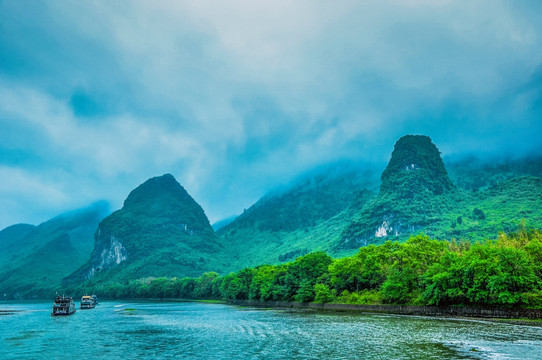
[{"left": 67, "top": 225, "right": 542, "bottom": 317}]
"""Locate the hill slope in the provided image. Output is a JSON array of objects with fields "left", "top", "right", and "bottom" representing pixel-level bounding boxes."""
[
  {"left": 217, "top": 162, "right": 379, "bottom": 268},
  {"left": 445, "top": 154, "right": 542, "bottom": 192},
  {"left": 0, "top": 202, "right": 109, "bottom": 299}
]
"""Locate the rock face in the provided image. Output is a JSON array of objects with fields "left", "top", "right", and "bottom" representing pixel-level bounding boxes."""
[
  {"left": 81, "top": 229, "right": 127, "bottom": 280},
  {"left": 67, "top": 174, "right": 222, "bottom": 283},
  {"left": 340, "top": 135, "right": 454, "bottom": 248}
]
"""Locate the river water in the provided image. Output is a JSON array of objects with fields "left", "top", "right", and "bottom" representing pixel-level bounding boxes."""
[{"left": 1, "top": 301, "right": 541, "bottom": 359}]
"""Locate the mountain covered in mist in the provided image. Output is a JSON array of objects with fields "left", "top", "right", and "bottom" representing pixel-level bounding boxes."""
[
  {"left": 339, "top": 135, "right": 542, "bottom": 248},
  {"left": 221, "top": 135, "right": 542, "bottom": 257},
  {"left": 0, "top": 202, "right": 109, "bottom": 299},
  {"left": 2, "top": 135, "right": 542, "bottom": 299},
  {"left": 65, "top": 174, "right": 225, "bottom": 286},
  {"left": 340, "top": 135, "right": 457, "bottom": 248}
]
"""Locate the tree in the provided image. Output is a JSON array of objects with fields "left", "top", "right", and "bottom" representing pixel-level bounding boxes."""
[
  {"left": 286, "top": 252, "right": 333, "bottom": 302},
  {"left": 314, "top": 284, "right": 335, "bottom": 303},
  {"left": 249, "top": 265, "right": 280, "bottom": 301},
  {"left": 472, "top": 208, "right": 486, "bottom": 220},
  {"left": 295, "top": 279, "right": 315, "bottom": 302}
]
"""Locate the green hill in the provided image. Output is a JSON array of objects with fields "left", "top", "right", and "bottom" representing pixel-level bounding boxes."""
[
  {"left": 0, "top": 202, "right": 109, "bottom": 299},
  {"left": 0, "top": 224, "right": 35, "bottom": 263},
  {"left": 66, "top": 174, "right": 225, "bottom": 286}
]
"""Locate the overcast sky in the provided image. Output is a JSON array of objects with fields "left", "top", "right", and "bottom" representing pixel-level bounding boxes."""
[{"left": 1, "top": 0, "right": 541, "bottom": 229}]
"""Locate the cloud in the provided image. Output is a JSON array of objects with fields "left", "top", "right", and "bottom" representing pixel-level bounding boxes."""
[{"left": 0, "top": 0, "right": 541, "bottom": 228}]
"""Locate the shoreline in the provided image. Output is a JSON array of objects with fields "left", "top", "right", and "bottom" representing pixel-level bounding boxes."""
[{"left": 227, "top": 299, "right": 542, "bottom": 325}]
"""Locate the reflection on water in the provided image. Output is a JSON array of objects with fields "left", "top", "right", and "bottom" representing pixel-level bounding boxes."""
[{"left": 1, "top": 301, "right": 541, "bottom": 359}]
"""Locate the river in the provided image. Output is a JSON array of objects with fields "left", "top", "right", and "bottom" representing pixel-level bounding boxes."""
[{"left": 1, "top": 301, "right": 541, "bottom": 359}]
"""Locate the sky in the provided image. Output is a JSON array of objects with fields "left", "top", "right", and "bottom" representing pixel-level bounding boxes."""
[{"left": 1, "top": 0, "right": 542, "bottom": 229}]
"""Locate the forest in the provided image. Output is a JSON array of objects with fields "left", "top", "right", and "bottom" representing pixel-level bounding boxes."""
[{"left": 69, "top": 223, "right": 542, "bottom": 308}]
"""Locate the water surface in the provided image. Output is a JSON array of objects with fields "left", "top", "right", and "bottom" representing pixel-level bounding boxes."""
[{"left": 1, "top": 301, "right": 541, "bottom": 359}]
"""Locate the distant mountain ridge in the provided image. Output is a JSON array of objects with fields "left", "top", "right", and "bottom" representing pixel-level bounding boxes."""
[{"left": 0, "top": 202, "right": 109, "bottom": 299}]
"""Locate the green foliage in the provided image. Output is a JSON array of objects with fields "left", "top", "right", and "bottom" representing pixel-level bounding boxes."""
[
  {"left": 330, "top": 241, "right": 399, "bottom": 293},
  {"left": 219, "top": 269, "right": 254, "bottom": 300},
  {"left": 472, "top": 208, "right": 486, "bottom": 220},
  {"left": 336, "top": 289, "right": 382, "bottom": 305},
  {"left": 295, "top": 279, "right": 316, "bottom": 302},
  {"left": 313, "top": 284, "right": 335, "bottom": 303}
]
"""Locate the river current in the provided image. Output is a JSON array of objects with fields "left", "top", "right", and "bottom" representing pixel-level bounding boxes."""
[{"left": 1, "top": 301, "right": 541, "bottom": 359}]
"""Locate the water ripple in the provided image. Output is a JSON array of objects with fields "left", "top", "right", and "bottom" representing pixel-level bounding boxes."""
[{"left": 1, "top": 302, "right": 541, "bottom": 359}]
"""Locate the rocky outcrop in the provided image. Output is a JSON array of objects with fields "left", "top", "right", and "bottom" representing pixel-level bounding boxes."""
[
  {"left": 84, "top": 230, "right": 127, "bottom": 279},
  {"left": 65, "top": 226, "right": 127, "bottom": 281}
]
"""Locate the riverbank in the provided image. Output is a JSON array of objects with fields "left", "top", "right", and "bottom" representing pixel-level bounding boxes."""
[{"left": 228, "top": 299, "right": 542, "bottom": 324}]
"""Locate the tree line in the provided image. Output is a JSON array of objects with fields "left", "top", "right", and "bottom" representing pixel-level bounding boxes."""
[{"left": 67, "top": 225, "right": 542, "bottom": 308}]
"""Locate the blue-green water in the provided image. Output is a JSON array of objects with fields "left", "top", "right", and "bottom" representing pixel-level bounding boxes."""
[{"left": 1, "top": 301, "right": 541, "bottom": 359}]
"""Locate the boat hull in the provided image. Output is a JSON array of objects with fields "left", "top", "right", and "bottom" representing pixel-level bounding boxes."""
[{"left": 51, "top": 310, "right": 76, "bottom": 316}]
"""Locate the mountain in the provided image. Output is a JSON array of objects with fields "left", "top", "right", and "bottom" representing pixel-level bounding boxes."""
[
  {"left": 339, "top": 135, "right": 456, "bottom": 248},
  {"left": 0, "top": 202, "right": 109, "bottom": 299},
  {"left": 339, "top": 136, "right": 542, "bottom": 248},
  {"left": 3, "top": 136, "right": 541, "bottom": 297},
  {"left": 66, "top": 174, "right": 224, "bottom": 285},
  {"left": 217, "top": 161, "right": 380, "bottom": 268},
  {"left": 0, "top": 224, "right": 35, "bottom": 258}
]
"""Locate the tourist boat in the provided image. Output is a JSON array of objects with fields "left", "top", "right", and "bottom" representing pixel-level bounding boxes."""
[
  {"left": 80, "top": 295, "right": 95, "bottom": 309},
  {"left": 91, "top": 295, "right": 98, "bottom": 305},
  {"left": 51, "top": 295, "right": 76, "bottom": 316}
]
